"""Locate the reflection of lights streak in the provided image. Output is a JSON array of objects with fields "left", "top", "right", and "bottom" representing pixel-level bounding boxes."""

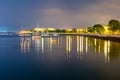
[
  {"left": 77, "top": 36, "right": 84, "bottom": 53},
  {"left": 36, "top": 40, "right": 40, "bottom": 53},
  {"left": 94, "top": 39, "right": 96, "bottom": 46},
  {"left": 104, "top": 41, "right": 107, "bottom": 55},
  {"left": 77, "top": 36, "right": 79, "bottom": 52},
  {"left": 41, "top": 38, "right": 44, "bottom": 53},
  {"left": 58, "top": 37, "right": 60, "bottom": 47},
  {"left": 104, "top": 41, "right": 110, "bottom": 62},
  {"left": 50, "top": 38, "right": 52, "bottom": 52},
  {"left": 80, "top": 36, "right": 83, "bottom": 53},
  {"left": 66, "top": 36, "right": 72, "bottom": 53},
  {"left": 20, "top": 37, "right": 30, "bottom": 53},
  {"left": 94, "top": 39, "right": 97, "bottom": 53},
  {"left": 98, "top": 40, "right": 101, "bottom": 54},
  {"left": 108, "top": 41, "right": 110, "bottom": 53},
  {"left": 86, "top": 38, "right": 88, "bottom": 53},
  {"left": 98, "top": 46, "right": 100, "bottom": 54},
  {"left": 76, "top": 36, "right": 84, "bottom": 60}
]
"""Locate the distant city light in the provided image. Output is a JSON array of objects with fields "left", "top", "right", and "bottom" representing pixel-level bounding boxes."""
[{"left": 0, "top": 26, "right": 16, "bottom": 32}]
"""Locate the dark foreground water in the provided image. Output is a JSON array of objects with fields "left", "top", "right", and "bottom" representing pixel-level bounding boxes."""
[{"left": 0, "top": 35, "right": 120, "bottom": 80}]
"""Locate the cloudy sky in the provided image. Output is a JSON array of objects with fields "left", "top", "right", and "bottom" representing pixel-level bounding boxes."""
[{"left": 0, "top": 0, "right": 120, "bottom": 30}]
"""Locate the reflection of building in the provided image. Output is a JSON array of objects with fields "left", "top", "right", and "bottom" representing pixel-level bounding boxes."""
[{"left": 20, "top": 37, "right": 31, "bottom": 53}]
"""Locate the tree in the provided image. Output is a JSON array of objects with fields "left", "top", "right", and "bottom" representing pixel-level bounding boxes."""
[
  {"left": 108, "top": 19, "right": 120, "bottom": 32},
  {"left": 87, "top": 27, "right": 93, "bottom": 33},
  {"left": 72, "top": 28, "right": 77, "bottom": 33},
  {"left": 93, "top": 24, "right": 105, "bottom": 34}
]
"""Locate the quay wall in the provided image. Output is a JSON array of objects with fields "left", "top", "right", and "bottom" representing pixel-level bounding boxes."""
[{"left": 57, "top": 33, "right": 120, "bottom": 42}]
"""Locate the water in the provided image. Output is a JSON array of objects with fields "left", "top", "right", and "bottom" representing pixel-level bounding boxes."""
[{"left": 0, "top": 35, "right": 120, "bottom": 80}]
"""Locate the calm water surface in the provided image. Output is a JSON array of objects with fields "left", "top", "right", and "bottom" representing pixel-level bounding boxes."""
[{"left": 0, "top": 35, "right": 120, "bottom": 80}]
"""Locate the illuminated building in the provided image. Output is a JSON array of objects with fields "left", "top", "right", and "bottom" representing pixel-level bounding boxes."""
[
  {"left": 76, "top": 28, "right": 86, "bottom": 33},
  {"left": 47, "top": 28, "right": 56, "bottom": 31},
  {"left": 102, "top": 25, "right": 110, "bottom": 34},
  {"left": 34, "top": 27, "right": 56, "bottom": 33},
  {"left": 34, "top": 28, "right": 46, "bottom": 33},
  {"left": 66, "top": 28, "right": 73, "bottom": 32},
  {"left": 19, "top": 30, "right": 33, "bottom": 34}
]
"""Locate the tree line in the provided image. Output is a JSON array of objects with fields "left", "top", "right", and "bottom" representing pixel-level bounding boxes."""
[{"left": 87, "top": 19, "right": 120, "bottom": 34}]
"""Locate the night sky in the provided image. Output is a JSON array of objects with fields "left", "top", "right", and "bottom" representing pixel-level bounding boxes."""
[{"left": 0, "top": 0, "right": 120, "bottom": 31}]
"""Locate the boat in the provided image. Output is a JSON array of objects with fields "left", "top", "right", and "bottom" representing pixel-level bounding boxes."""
[
  {"left": 0, "top": 32, "right": 19, "bottom": 37},
  {"left": 41, "top": 33, "right": 58, "bottom": 37},
  {"left": 53, "top": 33, "right": 58, "bottom": 37},
  {"left": 18, "top": 30, "right": 33, "bottom": 37},
  {"left": 19, "top": 34, "right": 32, "bottom": 37}
]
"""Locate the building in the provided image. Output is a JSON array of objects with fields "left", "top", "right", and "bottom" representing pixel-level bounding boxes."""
[
  {"left": 19, "top": 30, "right": 33, "bottom": 34},
  {"left": 102, "top": 25, "right": 110, "bottom": 34},
  {"left": 47, "top": 28, "right": 56, "bottom": 32},
  {"left": 66, "top": 28, "right": 73, "bottom": 32},
  {"left": 34, "top": 27, "right": 56, "bottom": 33},
  {"left": 76, "top": 28, "right": 87, "bottom": 33},
  {"left": 34, "top": 28, "right": 46, "bottom": 33}
]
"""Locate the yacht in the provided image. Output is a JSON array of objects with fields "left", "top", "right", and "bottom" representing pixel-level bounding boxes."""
[
  {"left": 41, "top": 33, "right": 58, "bottom": 37},
  {"left": 19, "top": 34, "right": 32, "bottom": 37}
]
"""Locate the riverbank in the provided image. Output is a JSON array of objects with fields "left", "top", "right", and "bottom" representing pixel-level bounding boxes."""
[
  {"left": 1, "top": 32, "right": 120, "bottom": 42},
  {"left": 56, "top": 33, "right": 120, "bottom": 42},
  {"left": 79, "top": 33, "right": 120, "bottom": 42}
]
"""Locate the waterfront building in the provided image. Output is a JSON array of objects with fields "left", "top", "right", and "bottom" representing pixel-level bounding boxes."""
[
  {"left": 47, "top": 28, "right": 56, "bottom": 32},
  {"left": 76, "top": 28, "right": 86, "bottom": 33},
  {"left": 34, "top": 28, "right": 46, "bottom": 33},
  {"left": 102, "top": 25, "right": 111, "bottom": 34},
  {"left": 19, "top": 30, "right": 33, "bottom": 36},
  {"left": 66, "top": 28, "right": 73, "bottom": 32}
]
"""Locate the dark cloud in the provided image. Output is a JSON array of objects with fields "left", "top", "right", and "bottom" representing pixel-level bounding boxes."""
[{"left": 0, "top": 0, "right": 119, "bottom": 30}]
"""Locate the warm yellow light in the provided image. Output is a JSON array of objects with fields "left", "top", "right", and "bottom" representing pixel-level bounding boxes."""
[
  {"left": 86, "top": 38, "right": 88, "bottom": 53},
  {"left": 66, "top": 28, "right": 73, "bottom": 32},
  {"left": 104, "top": 41, "right": 110, "bottom": 62},
  {"left": 20, "top": 37, "right": 31, "bottom": 53},
  {"left": 41, "top": 38, "right": 44, "bottom": 53},
  {"left": 103, "top": 25, "right": 110, "bottom": 34},
  {"left": 66, "top": 36, "right": 72, "bottom": 53},
  {"left": 34, "top": 28, "right": 46, "bottom": 32},
  {"left": 47, "top": 28, "right": 56, "bottom": 31},
  {"left": 19, "top": 30, "right": 33, "bottom": 34}
]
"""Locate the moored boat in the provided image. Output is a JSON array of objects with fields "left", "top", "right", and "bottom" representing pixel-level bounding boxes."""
[{"left": 41, "top": 33, "right": 58, "bottom": 37}]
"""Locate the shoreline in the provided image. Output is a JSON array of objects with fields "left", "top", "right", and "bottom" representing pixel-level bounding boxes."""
[
  {"left": 79, "top": 33, "right": 120, "bottom": 42},
  {"left": 57, "top": 33, "right": 120, "bottom": 42},
  {"left": 1, "top": 32, "right": 120, "bottom": 42}
]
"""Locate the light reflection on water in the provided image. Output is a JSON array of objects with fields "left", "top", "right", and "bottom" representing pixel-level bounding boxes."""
[
  {"left": 1, "top": 35, "right": 120, "bottom": 80},
  {"left": 20, "top": 35, "right": 120, "bottom": 63},
  {"left": 20, "top": 37, "right": 31, "bottom": 53}
]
